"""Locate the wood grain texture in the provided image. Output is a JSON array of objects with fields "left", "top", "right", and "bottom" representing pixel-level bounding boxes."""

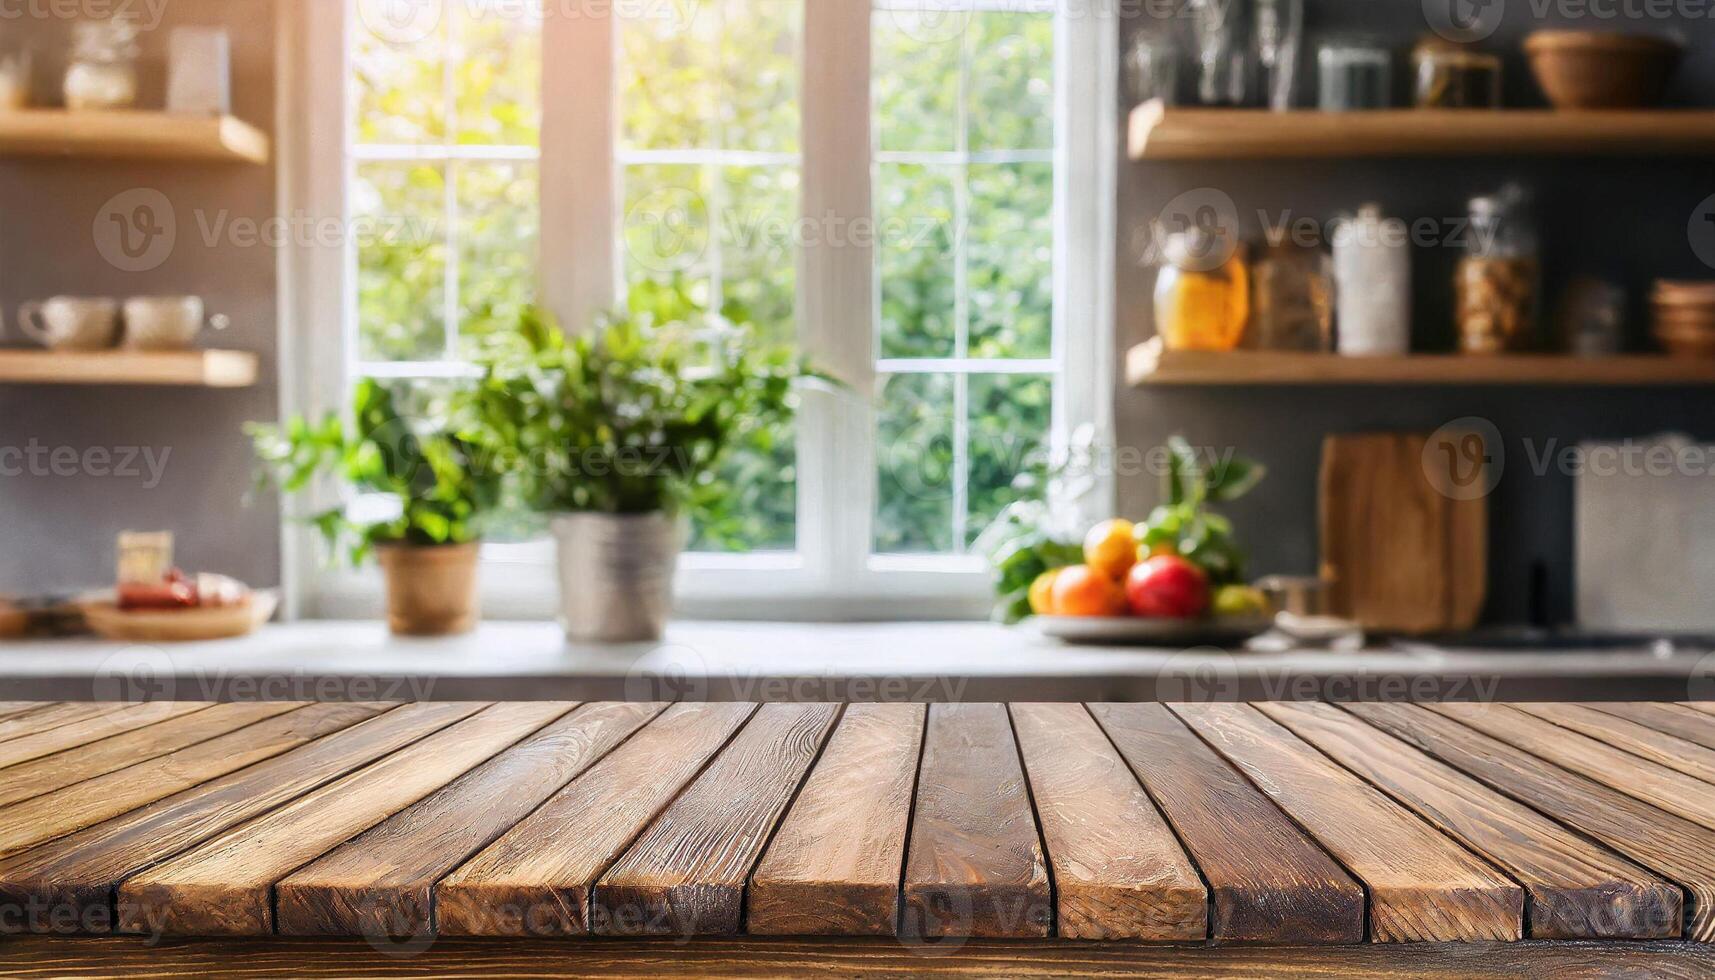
[
  {"left": 1089, "top": 702, "right": 1364, "bottom": 944},
  {"left": 122, "top": 702, "right": 575, "bottom": 936},
  {"left": 0, "top": 703, "right": 48, "bottom": 721},
  {"left": 1429, "top": 703, "right": 1715, "bottom": 832},
  {"left": 3, "top": 937, "right": 1715, "bottom": 980},
  {"left": 748, "top": 703, "right": 925, "bottom": 937},
  {"left": 1259, "top": 702, "right": 1678, "bottom": 939},
  {"left": 1173, "top": 703, "right": 1522, "bottom": 942},
  {"left": 0, "top": 702, "right": 392, "bottom": 859},
  {"left": 4, "top": 937, "right": 1715, "bottom": 980},
  {"left": 593, "top": 702, "right": 840, "bottom": 937},
  {"left": 901, "top": 702, "right": 1050, "bottom": 940},
  {"left": 1349, "top": 702, "right": 1715, "bottom": 941},
  {"left": 1011, "top": 703, "right": 1206, "bottom": 941},
  {"left": 1512, "top": 702, "right": 1715, "bottom": 784},
  {"left": 0, "top": 702, "right": 468, "bottom": 935},
  {"left": 0, "top": 702, "right": 303, "bottom": 808},
  {"left": 1587, "top": 702, "right": 1715, "bottom": 751},
  {"left": 0, "top": 703, "right": 125, "bottom": 744},
  {"left": 0, "top": 702, "right": 209, "bottom": 770},
  {"left": 275, "top": 702, "right": 664, "bottom": 937},
  {"left": 436, "top": 702, "right": 757, "bottom": 937}
]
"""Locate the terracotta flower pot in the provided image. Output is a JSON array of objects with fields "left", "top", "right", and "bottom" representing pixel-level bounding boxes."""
[{"left": 375, "top": 542, "right": 481, "bottom": 636}]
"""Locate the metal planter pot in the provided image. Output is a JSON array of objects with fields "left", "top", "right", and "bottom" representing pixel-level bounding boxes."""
[{"left": 550, "top": 511, "right": 682, "bottom": 643}]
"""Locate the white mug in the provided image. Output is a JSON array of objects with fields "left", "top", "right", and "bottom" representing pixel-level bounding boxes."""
[
  {"left": 121, "top": 296, "right": 230, "bottom": 351},
  {"left": 15, "top": 297, "right": 119, "bottom": 350}
]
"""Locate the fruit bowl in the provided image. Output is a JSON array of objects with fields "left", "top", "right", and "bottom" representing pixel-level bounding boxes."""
[{"left": 1034, "top": 614, "right": 1272, "bottom": 647}]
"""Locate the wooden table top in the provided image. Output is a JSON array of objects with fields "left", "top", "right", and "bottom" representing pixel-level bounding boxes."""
[{"left": 0, "top": 699, "right": 1711, "bottom": 952}]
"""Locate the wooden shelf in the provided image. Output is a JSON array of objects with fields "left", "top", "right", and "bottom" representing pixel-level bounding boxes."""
[
  {"left": 1127, "top": 343, "right": 1715, "bottom": 387},
  {"left": 0, "top": 349, "right": 259, "bottom": 388},
  {"left": 0, "top": 110, "right": 269, "bottom": 164},
  {"left": 1128, "top": 102, "right": 1715, "bottom": 160}
]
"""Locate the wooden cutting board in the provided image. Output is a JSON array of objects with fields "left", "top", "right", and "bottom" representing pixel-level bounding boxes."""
[{"left": 1319, "top": 431, "right": 1487, "bottom": 633}]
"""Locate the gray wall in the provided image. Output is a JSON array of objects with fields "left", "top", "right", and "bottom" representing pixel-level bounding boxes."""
[
  {"left": 0, "top": 0, "right": 278, "bottom": 595},
  {"left": 1117, "top": 2, "right": 1715, "bottom": 625}
]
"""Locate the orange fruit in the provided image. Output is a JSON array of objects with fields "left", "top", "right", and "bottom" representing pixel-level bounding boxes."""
[
  {"left": 1083, "top": 518, "right": 1138, "bottom": 580},
  {"left": 1028, "top": 569, "right": 1061, "bottom": 616},
  {"left": 1142, "top": 540, "right": 1179, "bottom": 560},
  {"left": 1051, "top": 564, "right": 1127, "bottom": 618}
]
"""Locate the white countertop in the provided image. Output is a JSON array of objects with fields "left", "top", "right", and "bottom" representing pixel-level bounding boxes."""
[{"left": 0, "top": 620, "right": 1706, "bottom": 702}]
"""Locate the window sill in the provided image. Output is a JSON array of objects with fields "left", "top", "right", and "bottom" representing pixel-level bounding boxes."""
[{"left": 0, "top": 620, "right": 1701, "bottom": 703}]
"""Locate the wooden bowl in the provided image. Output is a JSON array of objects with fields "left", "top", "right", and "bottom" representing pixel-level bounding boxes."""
[
  {"left": 81, "top": 591, "right": 277, "bottom": 643},
  {"left": 1524, "top": 31, "right": 1681, "bottom": 109}
]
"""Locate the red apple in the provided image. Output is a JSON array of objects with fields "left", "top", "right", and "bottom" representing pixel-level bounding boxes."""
[{"left": 1125, "top": 555, "right": 1210, "bottom": 619}]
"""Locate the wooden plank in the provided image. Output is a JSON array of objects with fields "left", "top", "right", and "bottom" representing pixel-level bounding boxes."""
[
  {"left": 122, "top": 702, "right": 576, "bottom": 936},
  {"left": 1513, "top": 703, "right": 1715, "bottom": 784},
  {"left": 900, "top": 702, "right": 1050, "bottom": 940},
  {"left": 1125, "top": 342, "right": 1715, "bottom": 387},
  {"left": 0, "top": 702, "right": 303, "bottom": 808},
  {"left": 0, "top": 703, "right": 123, "bottom": 744},
  {"left": 275, "top": 702, "right": 664, "bottom": 937},
  {"left": 1010, "top": 703, "right": 1205, "bottom": 941},
  {"left": 1260, "top": 702, "right": 1679, "bottom": 939},
  {"left": 1088, "top": 702, "right": 1365, "bottom": 944},
  {"left": 0, "top": 350, "right": 259, "bottom": 387},
  {"left": 0, "top": 702, "right": 472, "bottom": 935},
  {"left": 1429, "top": 703, "right": 1715, "bottom": 832},
  {"left": 1173, "top": 703, "right": 1523, "bottom": 942},
  {"left": 0, "top": 702, "right": 391, "bottom": 859},
  {"left": 1349, "top": 702, "right": 1715, "bottom": 941},
  {"left": 3, "top": 937, "right": 1715, "bottom": 980},
  {"left": 436, "top": 702, "right": 756, "bottom": 937},
  {"left": 0, "top": 702, "right": 209, "bottom": 771},
  {"left": 592, "top": 702, "right": 840, "bottom": 937},
  {"left": 0, "top": 110, "right": 269, "bottom": 163},
  {"left": 747, "top": 703, "right": 925, "bottom": 937},
  {"left": 1589, "top": 702, "right": 1715, "bottom": 751},
  {"left": 0, "top": 703, "right": 50, "bottom": 722}
]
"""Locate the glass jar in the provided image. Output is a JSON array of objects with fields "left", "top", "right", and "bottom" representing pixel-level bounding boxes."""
[
  {"left": 1154, "top": 231, "right": 1250, "bottom": 352},
  {"left": 64, "top": 19, "right": 139, "bottom": 111},
  {"left": 1457, "top": 185, "right": 1540, "bottom": 353},
  {"left": 1332, "top": 204, "right": 1412, "bottom": 355},
  {"left": 1190, "top": 0, "right": 1254, "bottom": 107},
  {"left": 1413, "top": 39, "right": 1501, "bottom": 108},
  {"left": 1125, "top": 32, "right": 1180, "bottom": 108},
  {"left": 1248, "top": 243, "right": 1333, "bottom": 350},
  {"left": 1318, "top": 40, "right": 1393, "bottom": 111}
]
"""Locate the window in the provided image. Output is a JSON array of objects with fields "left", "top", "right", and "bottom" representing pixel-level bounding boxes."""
[{"left": 288, "top": 0, "right": 1114, "bottom": 618}]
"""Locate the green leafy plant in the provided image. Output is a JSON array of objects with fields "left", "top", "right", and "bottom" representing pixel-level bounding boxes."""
[
  {"left": 457, "top": 307, "right": 828, "bottom": 549},
  {"left": 247, "top": 378, "right": 502, "bottom": 565},
  {"left": 1135, "top": 436, "right": 1266, "bottom": 587},
  {"left": 978, "top": 499, "right": 1083, "bottom": 625}
]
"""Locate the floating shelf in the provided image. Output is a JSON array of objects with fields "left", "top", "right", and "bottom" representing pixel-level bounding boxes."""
[
  {"left": 0, "top": 349, "right": 259, "bottom": 388},
  {"left": 0, "top": 110, "right": 269, "bottom": 164},
  {"left": 1128, "top": 102, "right": 1715, "bottom": 161},
  {"left": 1127, "top": 344, "right": 1715, "bottom": 387}
]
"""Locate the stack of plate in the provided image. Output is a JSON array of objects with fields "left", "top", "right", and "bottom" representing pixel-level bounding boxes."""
[{"left": 1652, "top": 281, "right": 1715, "bottom": 358}]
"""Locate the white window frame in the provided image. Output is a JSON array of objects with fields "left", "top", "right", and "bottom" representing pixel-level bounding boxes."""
[{"left": 278, "top": 0, "right": 1115, "bottom": 622}]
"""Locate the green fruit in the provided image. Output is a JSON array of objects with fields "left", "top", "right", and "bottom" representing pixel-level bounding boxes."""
[{"left": 1213, "top": 584, "right": 1267, "bottom": 618}]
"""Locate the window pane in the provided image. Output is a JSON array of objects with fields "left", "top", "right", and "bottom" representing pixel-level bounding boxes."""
[
  {"left": 877, "top": 163, "right": 956, "bottom": 359},
  {"left": 622, "top": 163, "right": 714, "bottom": 321},
  {"left": 353, "top": 10, "right": 444, "bottom": 144},
  {"left": 967, "top": 162, "right": 1052, "bottom": 359},
  {"left": 875, "top": 373, "right": 955, "bottom": 554},
  {"left": 453, "top": 0, "right": 542, "bottom": 146},
  {"left": 966, "top": 373, "right": 1051, "bottom": 548},
  {"left": 456, "top": 161, "right": 539, "bottom": 357},
  {"left": 966, "top": 11, "right": 1054, "bottom": 152},
  {"left": 723, "top": 0, "right": 801, "bottom": 153},
  {"left": 620, "top": 3, "right": 718, "bottom": 150},
  {"left": 354, "top": 162, "right": 447, "bottom": 362},
  {"left": 872, "top": 8, "right": 960, "bottom": 153}
]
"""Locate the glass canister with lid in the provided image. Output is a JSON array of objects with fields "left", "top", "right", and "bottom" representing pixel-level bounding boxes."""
[
  {"left": 1456, "top": 184, "right": 1540, "bottom": 353},
  {"left": 64, "top": 18, "right": 140, "bottom": 110},
  {"left": 1153, "top": 228, "right": 1251, "bottom": 352}
]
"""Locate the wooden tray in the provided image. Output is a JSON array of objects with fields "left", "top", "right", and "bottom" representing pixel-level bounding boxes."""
[
  {"left": 1034, "top": 615, "right": 1271, "bottom": 646},
  {"left": 80, "top": 591, "right": 277, "bottom": 643}
]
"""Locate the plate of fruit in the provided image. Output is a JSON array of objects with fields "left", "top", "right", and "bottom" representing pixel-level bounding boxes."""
[{"left": 980, "top": 437, "right": 1272, "bottom": 647}]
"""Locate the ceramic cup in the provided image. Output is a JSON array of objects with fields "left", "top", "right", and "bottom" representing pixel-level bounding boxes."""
[
  {"left": 15, "top": 296, "right": 120, "bottom": 350},
  {"left": 121, "top": 296, "right": 230, "bottom": 351}
]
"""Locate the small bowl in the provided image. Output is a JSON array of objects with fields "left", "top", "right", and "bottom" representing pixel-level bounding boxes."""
[{"left": 1524, "top": 31, "right": 1681, "bottom": 109}]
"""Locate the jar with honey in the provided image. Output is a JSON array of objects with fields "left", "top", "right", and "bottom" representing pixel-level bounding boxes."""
[
  {"left": 1457, "top": 185, "right": 1539, "bottom": 353},
  {"left": 1154, "top": 230, "right": 1250, "bottom": 351}
]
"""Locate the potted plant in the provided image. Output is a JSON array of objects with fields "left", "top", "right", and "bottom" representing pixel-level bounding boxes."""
[
  {"left": 247, "top": 378, "right": 501, "bottom": 636},
  {"left": 461, "top": 307, "right": 819, "bottom": 642}
]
